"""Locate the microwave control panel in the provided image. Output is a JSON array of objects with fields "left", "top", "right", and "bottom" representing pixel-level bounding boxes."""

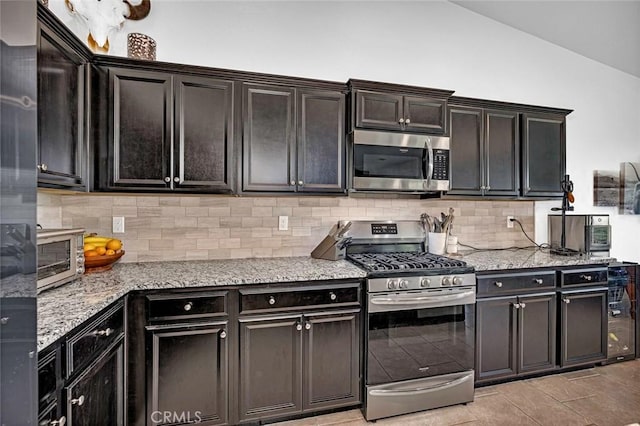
[{"left": 432, "top": 150, "right": 449, "bottom": 181}]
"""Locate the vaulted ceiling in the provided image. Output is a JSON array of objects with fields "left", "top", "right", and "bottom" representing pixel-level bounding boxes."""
[{"left": 451, "top": 1, "right": 640, "bottom": 78}]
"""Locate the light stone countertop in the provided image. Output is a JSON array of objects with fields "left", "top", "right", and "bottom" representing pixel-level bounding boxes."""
[
  {"left": 37, "top": 257, "right": 367, "bottom": 351},
  {"left": 458, "top": 248, "right": 615, "bottom": 272}
]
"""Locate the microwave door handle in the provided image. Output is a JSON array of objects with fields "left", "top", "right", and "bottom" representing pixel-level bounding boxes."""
[{"left": 424, "top": 137, "right": 434, "bottom": 189}]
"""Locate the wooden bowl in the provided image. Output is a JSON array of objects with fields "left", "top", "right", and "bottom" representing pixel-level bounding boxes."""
[{"left": 84, "top": 250, "right": 125, "bottom": 273}]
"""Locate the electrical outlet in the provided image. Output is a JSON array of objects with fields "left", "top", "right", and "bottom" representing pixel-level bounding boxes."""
[
  {"left": 278, "top": 216, "right": 288, "bottom": 231},
  {"left": 507, "top": 216, "right": 515, "bottom": 229},
  {"left": 112, "top": 216, "right": 125, "bottom": 233}
]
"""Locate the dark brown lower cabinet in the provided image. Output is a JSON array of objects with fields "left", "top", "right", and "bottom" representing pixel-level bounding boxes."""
[
  {"left": 239, "top": 310, "right": 360, "bottom": 423},
  {"left": 476, "top": 293, "right": 556, "bottom": 383},
  {"left": 559, "top": 289, "right": 608, "bottom": 367},
  {"left": 146, "top": 322, "right": 228, "bottom": 426},
  {"left": 64, "top": 339, "right": 124, "bottom": 426}
]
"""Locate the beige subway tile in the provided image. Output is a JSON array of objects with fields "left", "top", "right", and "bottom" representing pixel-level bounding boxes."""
[
  {"left": 230, "top": 229, "right": 252, "bottom": 239},
  {"left": 276, "top": 198, "right": 300, "bottom": 207},
  {"left": 273, "top": 206, "right": 293, "bottom": 216},
  {"left": 199, "top": 197, "right": 230, "bottom": 207},
  {"left": 179, "top": 197, "right": 201, "bottom": 207},
  {"left": 274, "top": 228, "right": 293, "bottom": 236},
  {"left": 174, "top": 217, "right": 199, "bottom": 228},
  {"left": 38, "top": 207, "right": 62, "bottom": 229},
  {"left": 316, "top": 198, "right": 340, "bottom": 207},
  {"left": 126, "top": 217, "right": 152, "bottom": 229},
  {"left": 290, "top": 246, "right": 311, "bottom": 257},
  {"left": 68, "top": 217, "right": 101, "bottom": 229},
  {"left": 120, "top": 252, "right": 137, "bottom": 263},
  {"left": 251, "top": 206, "right": 273, "bottom": 217},
  {"left": 197, "top": 239, "right": 220, "bottom": 249},
  {"left": 111, "top": 196, "right": 137, "bottom": 206},
  {"left": 161, "top": 228, "right": 195, "bottom": 239},
  {"left": 348, "top": 207, "right": 368, "bottom": 218},
  {"left": 262, "top": 217, "right": 278, "bottom": 227},
  {"left": 37, "top": 191, "right": 61, "bottom": 206},
  {"left": 208, "top": 228, "right": 231, "bottom": 239},
  {"left": 292, "top": 227, "right": 311, "bottom": 237},
  {"left": 241, "top": 239, "right": 261, "bottom": 249},
  {"left": 251, "top": 228, "right": 273, "bottom": 238},
  {"left": 337, "top": 198, "right": 359, "bottom": 207},
  {"left": 137, "top": 252, "right": 164, "bottom": 262},
  {"left": 288, "top": 217, "right": 303, "bottom": 227},
  {"left": 64, "top": 205, "right": 105, "bottom": 217},
  {"left": 272, "top": 247, "right": 293, "bottom": 257},
  {"left": 138, "top": 207, "right": 162, "bottom": 217},
  {"left": 298, "top": 198, "right": 321, "bottom": 207},
  {"left": 219, "top": 217, "right": 242, "bottom": 228},
  {"left": 365, "top": 207, "right": 383, "bottom": 217},
  {"left": 302, "top": 217, "right": 322, "bottom": 227},
  {"left": 159, "top": 197, "right": 181, "bottom": 206},
  {"left": 149, "top": 239, "right": 175, "bottom": 250},
  {"left": 185, "top": 207, "right": 209, "bottom": 217},
  {"left": 207, "top": 249, "right": 231, "bottom": 259},
  {"left": 292, "top": 207, "right": 312, "bottom": 217},
  {"left": 230, "top": 248, "right": 252, "bottom": 258},
  {"left": 312, "top": 207, "right": 331, "bottom": 217},
  {"left": 261, "top": 237, "right": 283, "bottom": 248},
  {"left": 197, "top": 217, "right": 220, "bottom": 228},
  {"left": 148, "top": 217, "right": 176, "bottom": 228},
  {"left": 219, "top": 238, "right": 241, "bottom": 249},
  {"left": 123, "top": 239, "right": 150, "bottom": 251},
  {"left": 186, "top": 250, "right": 210, "bottom": 260},
  {"left": 475, "top": 208, "right": 490, "bottom": 216},
  {"left": 137, "top": 228, "right": 162, "bottom": 239},
  {"left": 281, "top": 236, "right": 306, "bottom": 247},
  {"left": 242, "top": 217, "right": 263, "bottom": 228},
  {"left": 253, "top": 198, "right": 277, "bottom": 206},
  {"left": 162, "top": 250, "right": 187, "bottom": 261},
  {"left": 252, "top": 248, "right": 273, "bottom": 258},
  {"left": 230, "top": 206, "right": 252, "bottom": 216},
  {"left": 62, "top": 217, "right": 73, "bottom": 227},
  {"left": 160, "top": 206, "right": 186, "bottom": 217},
  {"left": 136, "top": 196, "right": 159, "bottom": 207},
  {"left": 230, "top": 198, "right": 254, "bottom": 208}
]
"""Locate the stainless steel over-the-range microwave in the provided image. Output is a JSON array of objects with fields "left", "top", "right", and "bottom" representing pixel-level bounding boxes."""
[
  {"left": 349, "top": 129, "right": 450, "bottom": 193},
  {"left": 548, "top": 214, "right": 611, "bottom": 257}
]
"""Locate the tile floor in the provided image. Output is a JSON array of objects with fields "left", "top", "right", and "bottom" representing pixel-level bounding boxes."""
[{"left": 271, "top": 360, "right": 640, "bottom": 426}]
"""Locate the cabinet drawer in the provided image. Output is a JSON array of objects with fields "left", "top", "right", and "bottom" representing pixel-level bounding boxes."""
[
  {"left": 66, "top": 302, "right": 124, "bottom": 376},
  {"left": 38, "top": 348, "right": 59, "bottom": 413},
  {"left": 477, "top": 270, "right": 556, "bottom": 296},
  {"left": 558, "top": 267, "right": 608, "bottom": 287},
  {"left": 240, "top": 284, "right": 360, "bottom": 314},
  {"left": 147, "top": 291, "right": 227, "bottom": 321}
]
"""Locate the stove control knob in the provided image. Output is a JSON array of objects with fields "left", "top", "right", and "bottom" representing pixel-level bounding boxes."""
[
  {"left": 453, "top": 276, "right": 464, "bottom": 286},
  {"left": 441, "top": 277, "right": 452, "bottom": 287},
  {"left": 387, "top": 279, "right": 398, "bottom": 290},
  {"left": 399, "top": 279, "right": 409, "bottom": 289},
  {"left": 420, "top": 278, "right": 431, "bottom": 288}
]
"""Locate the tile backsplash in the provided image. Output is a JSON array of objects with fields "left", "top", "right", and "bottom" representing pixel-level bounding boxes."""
[{"left": 37, "top": 191, "right": 534, "bottom": 263}]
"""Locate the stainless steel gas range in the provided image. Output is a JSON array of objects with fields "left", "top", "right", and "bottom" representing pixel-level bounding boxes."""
[{"left": 343, "top": 220, "right": 476, "bottom": 421}]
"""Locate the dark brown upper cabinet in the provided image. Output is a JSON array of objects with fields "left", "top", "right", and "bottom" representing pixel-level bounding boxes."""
[
  {"left": 105, "top": 68, "right": 234, "bottom": 193},
  {"left": 448, "top": 102, "right": 519, "bottom": 197},
  {"left": 349, "top": 80, "right": 453, "bottom": 135},
  {"left": 242, "top": 83, "right": 346, "bottom": 193},
  {"left": 37, "top": 6, "right": 91, "bottom": 190},
  {"left": 521, "top": 112, "right": 567, "bottom": 197}
]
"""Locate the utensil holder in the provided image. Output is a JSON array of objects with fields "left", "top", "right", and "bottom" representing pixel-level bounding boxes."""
[{"left": 427, "top": 232, "right": 447, "bottom": 255}]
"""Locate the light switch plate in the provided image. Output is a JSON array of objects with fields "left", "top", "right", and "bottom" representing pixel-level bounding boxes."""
[
  {"left": 113, "top": 216, "right": 125, "bottom": 233},
  {"left": 278, "top": 216, "right": 288, "bottom": 231}
]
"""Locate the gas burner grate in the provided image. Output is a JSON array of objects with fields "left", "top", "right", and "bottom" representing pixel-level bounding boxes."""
[{"left": 348, "top": 251, "right": 467, "bottom": 272}]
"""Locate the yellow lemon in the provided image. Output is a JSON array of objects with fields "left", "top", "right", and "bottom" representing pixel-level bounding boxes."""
[{"left": 106, "top": 239, "right": 122, "bottom": 251}]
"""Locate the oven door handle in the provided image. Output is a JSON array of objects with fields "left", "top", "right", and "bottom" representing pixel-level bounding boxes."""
[
  {"left": 369, "top": 373, "right": 472, "bottom": 396},
  {"left": 370, "top": 290, "right": 475, "bottom": 306}
]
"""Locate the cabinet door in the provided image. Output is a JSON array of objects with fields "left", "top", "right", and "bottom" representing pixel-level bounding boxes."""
[
  {"left": 239, "top": 315, "right": 302, "bottom": 422},
  {"left": 37, "top": 25, "right": 86, "bottom": 190},
  {"left": 174, "top": 76, "right": 234, "bottom": 193},
  {"left": 485, "top": 110, "right": 519, "bottom": 196},
  {"left": 476, "top": 297, "right": 518, "bottom": 382},
  {"left": 521, "top": 113, "right": 566, "bottom": 197},
  {"left": 560, "top": 290, "right": 607, "bottom": 367},
  {"left": 65, "top": 341, "right": 123, "bottom": 426},
  {"left": 518, "top": 293, "right": 556, "bottom": 374},
  {"left": 355, "top": 91, "right": 403, "bottom": 131},
  {"left": 302, "top": 311, "right": 360, "bottom": 412},
  {"left": 403, "top": 96, "right": 446, "bottom": 134},
  {"left": 242, "top": 84, "right": 296, "bottom": 192},
  {"left": 297, "top": 89, "right": 345, "bottom": 193},
  {"left": 147, "top": 322, "right": 228, "bottom": 426},
  {"left": 110, "top": 68, "right": 172, "bottom": 189},
  {"left": 448, "top": 107, "right": 483, "bottom": 195}
]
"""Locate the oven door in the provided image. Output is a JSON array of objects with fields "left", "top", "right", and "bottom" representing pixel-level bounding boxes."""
[{"left": 366, "top": 287, "right": 475, "bottom": 386}]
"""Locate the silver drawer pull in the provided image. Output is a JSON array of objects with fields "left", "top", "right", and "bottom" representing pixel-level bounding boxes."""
[
  {"left": 369, "top": 374, "right": 471, "bottom": 396},
  {"left": 0, "top": 317, "right": 8, "bottom": 325},
  {"left": 580, "top": 274, "right": 593, "bottom": 281},
  {"left": 93, "top": 328, "right": 113, "bottom": 337},
  {"left": 330, "top": 292, "right": 337, "bottom": 301},
  {"left": 296, "top": 323, "right": 302, "bottom": 331},
  {"left": 71, "top": 395, "right": 85, "bottom": 406},
  {"left": 184, "top": 302, "right": 193, "bottom": 311},
  {"left": 305, "top": 322, "right": 311, "bottom": 330},
  {"left": 494, "top": 281, "right": 503, "bottom": 288},
  {"left": 219, "top": 330, "right": 227, "bottom": 339},
  {"left": 520, "top": 302, "right": 526, "bottom": 309},
  {"left": 513, "top": 303, "right": 521, "bottom": 309},
  {"left": 534, "top": 278, "right": 543, "bottom": 284},
  {"left": 563, "top": 298, "right": 571, "bottom": 304},
  {"left": 268, "top": 296, "right": 276, "bottom": 305},
  {"left": 49, "top": 416, "right": 66, "bottom": 426}
]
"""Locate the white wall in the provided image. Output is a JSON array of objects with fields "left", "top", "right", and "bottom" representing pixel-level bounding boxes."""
[{"left": 48, "top": 0, "right": 640, "bottom": 262}]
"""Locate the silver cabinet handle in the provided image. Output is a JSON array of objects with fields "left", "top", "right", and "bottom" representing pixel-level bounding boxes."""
[
  {"left": 298, "top": 180, "right": 303, "bottom": 186},
  {"left": 268, "top": 296, "right": 276, "bottom": 305},
  {"left": 48, "top": 416, "right": 66, "bottom": 426},
  {"left": 563, "top": 298, "right": 571, "bottom": 304},
  {"left": 486, "top": 185, "right": 491, "bottom": 190},
  {"left": 71, "top": 395, "right": 85, "bottom": 406},
  {"left": 513, "top": 303, "right": 521, "bottom": 309},
  {"left": 494, "top": 281, "right": 503, "bottom": 288},
  {"left": 330, "top": 292, "right": 337, "bottom": 301},
  {"left": 534, "top": 278, "right": 544, "bottom": 284},
  {"left": 580, "top": 274, "right": 593, "bottom": 281},
  {"left": 184, "top": 302, "right": 193, "bottom": 311},
  {"left": 296, "top": 323, "right": 302, "bottom": 331},
  {"left": 290, "top": 180, "right": 295, "bottom": 186},
  {"left": 0, "top": 317, "right": 8, "bottom": 325},
  {"left": 405, "top": 118, "right": 411, "bottom": 124},
  {"left": 219, "top": 330, "right": 227, "bottom": 339},
  {"left": 480, "top": 185, "right": 486, "bottom": 190},
  {"left": 520, "top": 302, "right": 526, "bottom": 309},
  {"left": 164, "top": 176, "right": 171, "bottom": 183},
  {"left": 173, "top": 177, "right": 180, "bottom": 183},
  {"left": 93, "top": 327, "right": 113, "bottom": 337},
  {"left": 305, "top": 322, "right": 311, "bottom": 330},
  {"left": 399, "top": 118, "right": 405, "bottom": 124},
  {"left": 37, "top": 164, "right": 49, "bottom": 172}
]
